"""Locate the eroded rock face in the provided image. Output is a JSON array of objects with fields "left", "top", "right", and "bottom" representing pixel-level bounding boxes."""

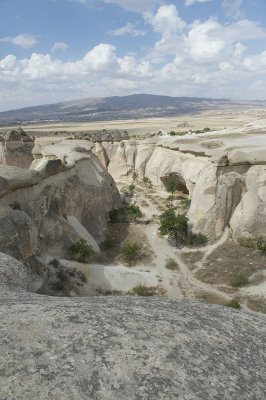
[
  {"left": 0, "top": 127, "right": 34, "bottom": 168},
  {"left": 0, "top": 252, "right": 265, "bottom": 400},
  {"left": 92, "top": 124, "right": 266, "bottom": 240},
  {"left": 0, "top": 140, "right": 120, "bottom": 270}
]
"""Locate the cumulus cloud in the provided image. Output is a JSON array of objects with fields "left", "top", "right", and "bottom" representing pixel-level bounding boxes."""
[
  {"left": 109, "top": 23, "right": 146, "bottom": 37},
  {"left": 185, "top": 0, "right": 212, "bottom": 6},
  {"left": 51, "top": 42, "right": 68, "bottom": 53},
  {"left": 0, "top": 34, "right": 37, "bottom": 49},
  {"left": 1, "top": 3, "right": 266, "bottom": 110}
]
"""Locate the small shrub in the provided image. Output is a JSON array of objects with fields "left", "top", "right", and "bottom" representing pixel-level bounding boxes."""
[
  {"left": 237, "top": 236, "right": 257, "bottom": 248},
  {"left": 108, "top": 208, "right": 120, "bottom": 223},
  {"left": 167, "top": 195, "right": 175, "bottom": 203},
  {"left": 257, "top": 240, "right": 266, "bottom": 255},
  {"left": 142, "top": 176, "right": 152, "bottom": 186},
  {"left": 128, "top": 203, "right": 142, "bottom": 221},
  {"left": 70, "top": 239, "right": 95, "bottom": 262},
  {"left": 226, "top": 299, "right": 241, "bottom": 309},
  {"left": 132, "top": 285, "right": 155, "bottom": 296},
  {"left": 100, "top": 236, "right": 114, "bottom": 250},
  {"left": 121, "top": 242, "right": 141, "bottom": 263},
  {"left": 165, "top": 258, "right": 179, "bottom": 270},
  {"left": 132, "top": 171, "right": 138, "bottom": 181},
  {"left": 128, "top": 184, "right": 135, "bottom": 194},
  {"left": 181, "top": 198, "right": 191, "bottom": 209},
  {"left": 229, "top": 273, "right": 248, "bottom": 287},
  {"left": 189, "top": 232, "right": 208, "bottom": 246}
]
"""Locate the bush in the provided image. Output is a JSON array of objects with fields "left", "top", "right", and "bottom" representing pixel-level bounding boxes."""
[
  {"left": 132, "top": 285, "right": 155, "bottom": 296},
  {"left": 159, "top": 207, "right": 188, "bottom": 244},
  {"left": 181, "top": 198, "right": 191, "bottom": 209},
  {"left": 165, "top": 258, "right": 179, "bottom": 270},
  {"left": 70, "top": 239, "right": 95, "bottom": 262},
  {"left": 132, "top": 171, "right": 138, "bottom": 181},
  {"left": 121, "top": 242, "right": 141, "bottom": 263},
  {"left": 226, "top": 299, "right": 241, "bottom": 309},
  {"left": 128, "top": 184, "right": 135, "bottom": 194},
  {"left": 108, "top": 208, "right": 120, "bottom": 223},
  {"left": 229, "top": 273, "right": 248, "bottom": 287},
  {"left": 128, "top": 203, "right": 142, "bottom": 221},
  {"left": 142, "top": 176, "right": 152, "bottom": 186},
  {"left": 189, "top": 232, "right": 208, "bottom": 246},
  {"left": 100, "top": 236, "right": 114, "bottom": 250}
]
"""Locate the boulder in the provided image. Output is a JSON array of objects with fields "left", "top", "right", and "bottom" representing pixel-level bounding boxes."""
[{"left": 0, "top": 128, "right": 35, "bottom": 168}]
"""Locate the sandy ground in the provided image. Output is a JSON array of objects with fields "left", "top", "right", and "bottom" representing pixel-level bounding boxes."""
[{"left": 2, "top": 109, "right": 266, "bottom": 139}]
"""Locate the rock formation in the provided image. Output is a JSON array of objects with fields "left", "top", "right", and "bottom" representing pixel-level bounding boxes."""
[
  {"left": 0, "top": 127, "right": 34, "bottom": 168},
  {"left": 92, "top": 120, "right": 266, "bottom": 240},
  {"left": 0, "top": 252, "right": 265, "bottom": 399},
  {"left": 0, "top": 139, "right": 120, "bottom": 274}
]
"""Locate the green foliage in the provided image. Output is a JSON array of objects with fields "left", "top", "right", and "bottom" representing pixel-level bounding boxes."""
[
  {"left": 70, "top": 239, "right": 95, "bottom": 262},
  {"left": 237, "top": 235, "right": 266, "bottom": 255},
  {"left": 167, "top": 195, "right": 175, "bottom": 203},
  {"left": 128, "top": 184, "right": 136, "bottom": 194},
  {"left": 165, "top": 258, "right": 179, "bottom": 270},
  {"left": 108, "top": 208, "right": 120, "bottom": 223},
  {"left": 121, "top": 242, "right": 141, "bottom": 263},
  {"left": 226, "top": 299, "right": 241, "bottom": 309},
  {"left": 229, "top": 273, "right": 248, "bottom": 287},
  {"left": 132, "top": 285, "right": 156, "bottom": 296},
  {"left": 132, "top": 171, "right": 138, "bottom": 181},
  {"left": 142, "top": 176, "right": 152, "bottom": 186},
  {"left": 166, "top": 178, "right": 179, "bottom": 194},
  {"left": 189, "top": 232, "right": 208, "bottom": 246},
  {"left": 181, "top": 198, "right": 191, "bottom": 209},
  {"left": 128, "top": 203, "right": 142, "bottom": 221},
  {"left": 100, "top": 236, "right": 114, "bottom": 250},
  {"left": 158, "top": 207, "right": 188, "bottom": 244}
]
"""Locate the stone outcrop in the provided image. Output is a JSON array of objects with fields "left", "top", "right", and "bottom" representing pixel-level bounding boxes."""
[
  {"left": 0, "top": 139, "right": 120, "bottom": 272},
  {"left": 92, "top": 120, "right": 266, "bottom": 240},
  {"left": 0, "top": 127, "right": 34, "bottom": 168},
  {"left": 0, "top": 252, "right": 265, "bottom": 400}
]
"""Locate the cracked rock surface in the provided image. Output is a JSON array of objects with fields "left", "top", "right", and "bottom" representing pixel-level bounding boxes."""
[{"left": 0, "top": 253, "right": 265, "bottom": 400}]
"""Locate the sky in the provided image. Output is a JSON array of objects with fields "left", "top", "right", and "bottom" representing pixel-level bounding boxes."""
[{"left": 0, "top": 0, "right": 266, "bottom": 111}]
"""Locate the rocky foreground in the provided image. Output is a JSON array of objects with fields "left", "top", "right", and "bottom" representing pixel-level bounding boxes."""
[{"left": 0, "top": 252, "right": 265, "bottom": 400}]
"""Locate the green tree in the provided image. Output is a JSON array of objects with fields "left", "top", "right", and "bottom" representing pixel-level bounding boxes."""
[
  {"left": 159, "top": 207, "right": 188, "bottom": 244},
  {"left": 128, "top": 203, "right": 142, "bottom": 221},
  {"left": 70, "top": 239, "right": 95, "bottom": 262},
  {"left": 166, "top": 178, "right": 179, "bottom": 195}
]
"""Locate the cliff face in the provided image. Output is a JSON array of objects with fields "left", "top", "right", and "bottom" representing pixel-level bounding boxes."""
[
  {"left": 93, "top": 121, "right": 266, "bottom": 240},
  {"left": 0, "top": 140, "right": 120, "bottom": 270}
]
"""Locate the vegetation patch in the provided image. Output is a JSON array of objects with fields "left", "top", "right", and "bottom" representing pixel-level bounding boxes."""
[
  {"left": 100, "top": 236, "right": 114, "bottom": 250},
  {"left": 165, "top": 258, "right": 179, "bottom": 271},
  {"left": 120, "top": 242, "right": 142, "bottom": 264},
  {"left": 128, "top": 203, "right": 143, "bottom": 221},
  {"left": 229, "top": 273, "right": 249, "bottom": 287},
  {"left": 70, "top": 239, "right": 95, "bottom": 262},
  {"left": 226, "top": 299, "right": 241, "bottom": 310}
]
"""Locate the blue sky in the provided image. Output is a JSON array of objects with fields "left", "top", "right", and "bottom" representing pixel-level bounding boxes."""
[{"left": 0, "top": 0, "right": 266, "bottom": 111}]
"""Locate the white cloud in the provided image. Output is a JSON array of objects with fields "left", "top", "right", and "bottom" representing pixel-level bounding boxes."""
[
  {"left": 51, "top": 42, "right": 68, "bottom": 53},
  {"left": 145, "top": 5, "right": 186, "bottom": 34},
  {"left": 185, "top": 0, "right": 212, "bottom": 6},
  {"left": 109, "top": 23, "right": 146, "bottom": 37},
  {"left": 0, "top": 34, "right": 37, "bottom": 49},
  {"left": 222, "top": 0, "right": 244, "bottom": 19}
]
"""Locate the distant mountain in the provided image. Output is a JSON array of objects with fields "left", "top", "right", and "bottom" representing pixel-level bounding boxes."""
[{"left": 0, "top": 94, "right": 266, "bottom": 124}]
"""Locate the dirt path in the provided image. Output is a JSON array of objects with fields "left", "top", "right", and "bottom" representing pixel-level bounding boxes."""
[{"left": 128, "top": 183, "right": 253, "bottom": 311}]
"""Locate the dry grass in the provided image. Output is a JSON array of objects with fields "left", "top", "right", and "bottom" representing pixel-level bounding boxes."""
[{"left": 195, "top": 237, "right": 266, "bottom": 285}]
